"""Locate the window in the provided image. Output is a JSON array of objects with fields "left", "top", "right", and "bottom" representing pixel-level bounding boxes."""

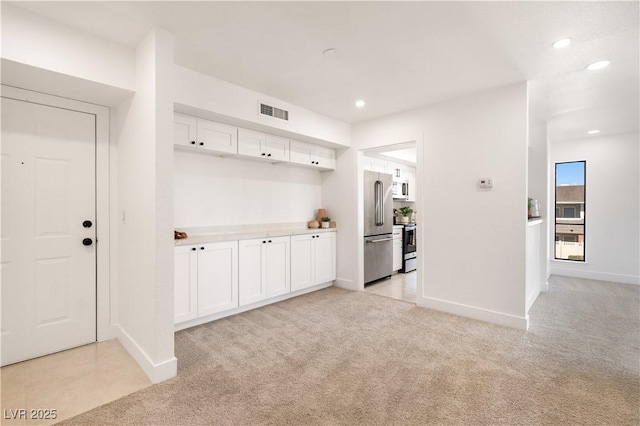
[{"left": 555, "top": 161, "right": 586, "bottom": 261}]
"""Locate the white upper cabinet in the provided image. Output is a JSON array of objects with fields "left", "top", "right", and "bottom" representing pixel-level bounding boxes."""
[
  {"left": 238, "top": 128, "right": 290, "bottom": 162},
  {"left": 174, "top": 114, "right": 197, "bottom": 149},
  {"left": 265, "top": 134, "right": 290, "bottom": 162},
  {"left": 237, "top": 128, "right": 264, "bottom": 158},
  {"left": 176, "top": 114, "right": 335, "bottom": 170},
  {"left": 363, "top": 156, "right": 389, "bottom": 173},
  {"left": 174, "top": 114, "right": 237, "bottom": 156},
  {"left": 197, "top": 120, "right": 238, "bottom": 155},
  {"left": 290, "top": 140, "right": 335, "bottom": 171}
]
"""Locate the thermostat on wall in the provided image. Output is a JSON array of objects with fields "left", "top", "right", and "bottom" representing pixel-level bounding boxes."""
[{"left": 478, "top": 178, "right": 494, "bottom": 189}]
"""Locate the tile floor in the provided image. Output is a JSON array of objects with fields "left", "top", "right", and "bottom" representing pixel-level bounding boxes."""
[
  {"left": 1, "top": 339, "right": 151, "bottom": 425},
  {"left": 364, "top": 270, "right": 417, "bottom": 303}
]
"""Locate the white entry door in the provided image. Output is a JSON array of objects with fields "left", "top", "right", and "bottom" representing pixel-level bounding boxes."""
[{"left": 1, "top": 97, "right": 97, "bottom": 366}]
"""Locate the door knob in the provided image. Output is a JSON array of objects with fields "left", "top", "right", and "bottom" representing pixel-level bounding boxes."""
[
  {"left": 82, "top": 238, "right": 93, "bottom": 246},
  {"left": 83, "top": 220, "right": 93, "bottom": 228}
]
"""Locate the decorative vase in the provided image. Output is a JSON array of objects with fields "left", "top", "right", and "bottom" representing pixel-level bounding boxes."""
[
  {"left": 316, "top": 208, "right": 326, "bottom": 222},
  {"left": 321, "top": 221, "right": 330, "bottom": 229}
]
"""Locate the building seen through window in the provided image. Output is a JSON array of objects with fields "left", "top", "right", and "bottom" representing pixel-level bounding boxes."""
[{"left": 555, "top": 161, "right": 585, "bottom": 261}]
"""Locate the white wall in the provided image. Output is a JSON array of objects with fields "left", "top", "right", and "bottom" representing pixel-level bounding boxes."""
[
  {"left": 174, "top": 65, "right": 351, "bottom": 148},
  {"left": 550, "top": 132, "right": 640, "bottom": 285},
  {"left": 353, "top": 83, "right": 529, "bottom": 329},
  {"left": 115, "top": 29, "right": 176, "bottom": 383},
  {"left": 1, "top": 3, "right": 135, "bottom": 92},
  {"left": 321, "top": 148, "right": 360, "bottom": 290},
  {"left": 528, "top": 120, "right": 549, "bottom": 301},
  {"left": 174, "top": 150, "right": 322, "bottom": 227}
]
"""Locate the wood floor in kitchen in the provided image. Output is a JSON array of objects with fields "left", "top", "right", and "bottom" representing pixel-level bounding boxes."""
[{"left": 364, "top": 271, "right": 416, "bottom": 303}]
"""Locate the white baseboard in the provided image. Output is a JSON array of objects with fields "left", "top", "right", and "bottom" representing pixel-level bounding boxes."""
[
  {"left": 526, "top": 289, "right": 540, "bottom": 313},
  {"left": 420, "top": 296, "right": 529, "bottom": 330},
  {"left": 541, "top": 281, "right": 549, "bottom": 292},
  {"left": 334, "top": 278, "right": 358, "bottom": 291},
  {"left": 175, "top": 281, "right": 333, "bottom": 332},
  {"left": 116, "top": 325, "right": 177, "bottom": 384},
  {"left": 550, "top": 267, "right": 639, "bottom": 285}
]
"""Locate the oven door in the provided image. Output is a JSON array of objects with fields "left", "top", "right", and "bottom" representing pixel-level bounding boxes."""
[{"left": 403, "top": 225, "right": 416, "bottom": 254}]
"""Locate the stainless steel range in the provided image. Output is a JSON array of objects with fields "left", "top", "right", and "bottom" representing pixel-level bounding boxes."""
[{"left": 401, "top": 224, "right": 417, "bottom": 273}]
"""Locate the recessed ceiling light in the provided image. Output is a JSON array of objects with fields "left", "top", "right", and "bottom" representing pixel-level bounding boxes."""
[
  {"left": 323, "top": 48, "right": 337, "bottom": 57},
  {"left": 355, "top": 100, "right": 366, "bottom": 108},
  {"left": 587, "top": 129, "right": 600, "bottom": 134},
  {"left": 552, "top": 38, "right": 572, "bottom": 49},
  {"left": 586, "top": 60, "right": 610, "bottom": 71}
]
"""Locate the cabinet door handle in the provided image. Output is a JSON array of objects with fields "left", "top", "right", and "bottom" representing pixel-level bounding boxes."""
[
  {"left": 262, "top": 240, "right": 266, "bottom": 243},
  {"left": 312, "top": 236, "right": 315, "bottom": 238},
  {"left": 190, "top": 141, "right": 196, "bottom": 145},
  {"left": 267, "top": 153, "right": 272, "bottom": 157},
  {"left": 191, "top": 247, "right": 196, "bottom": 251},
  {"left": 199, "top": 142, "right": 204, "bottom": 146},
  {"left": 200, "top": 247, "right": 205, "bottom": 250},
  {"left": 268, "top": 240, "right": 272, "bottom": 243}
]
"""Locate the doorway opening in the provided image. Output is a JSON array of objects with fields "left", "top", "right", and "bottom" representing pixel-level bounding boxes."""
[{"left": 361, "top": 141, "right": 418, "bottom": 304}]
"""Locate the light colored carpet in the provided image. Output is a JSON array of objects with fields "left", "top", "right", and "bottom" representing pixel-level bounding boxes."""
[{"left": 59, "top": 275, "right": 639, "bottom": 425}]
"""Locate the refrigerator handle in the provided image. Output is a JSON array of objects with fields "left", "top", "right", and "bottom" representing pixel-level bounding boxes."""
[{"left": 375, "top": 180, "right": 384, "bottom": 226}]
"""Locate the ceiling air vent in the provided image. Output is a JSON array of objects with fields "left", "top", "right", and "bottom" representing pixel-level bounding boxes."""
[{"left": 259, "top": 102, "right": 289, "bottom": 121}]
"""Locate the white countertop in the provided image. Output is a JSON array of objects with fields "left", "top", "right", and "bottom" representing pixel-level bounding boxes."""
[
  {"left": 175, "top": 223, "right": 336, "bottom": 246},
  {"left": 528, "top": 218, "right": 543, "bottom": 226}
]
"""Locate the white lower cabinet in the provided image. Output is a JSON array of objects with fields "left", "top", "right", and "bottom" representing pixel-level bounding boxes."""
[
  {"left": 174, "top": 241, "right": 239, "bottom": 324},
  {"left": 392, "top": 226, "right": 403, "bottom": 272},
  {"left": 291, "top": 232, "right": 336, "bottom": 292},
  {"left": 198, "top": 241, "right": 239, "bottom": 317},
  {"left": 175, "top": 232, "right": 335, "bottom": 326},
  {"left": 239, "top": 236, "right": 290, "bottom": 306},
  {"left": 174, "top": 245, "right": 198, "bottom": 324}
]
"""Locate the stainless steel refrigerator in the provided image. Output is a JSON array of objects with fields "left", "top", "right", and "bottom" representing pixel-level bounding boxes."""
[{"left": 364, "top": 170, "right": 393, "bottom": 284}]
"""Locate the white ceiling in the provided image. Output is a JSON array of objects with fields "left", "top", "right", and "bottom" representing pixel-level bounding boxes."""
[{"left": 10, "top": 1, "right": 639, "bottom": 142}]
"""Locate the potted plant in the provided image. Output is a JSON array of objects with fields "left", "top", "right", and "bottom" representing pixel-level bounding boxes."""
[
  {"left": 321, "top": 216, "right": 331, "bottom": 228},
  {"left": 398, "top": 206, "right": 413, "bottom": 224}
]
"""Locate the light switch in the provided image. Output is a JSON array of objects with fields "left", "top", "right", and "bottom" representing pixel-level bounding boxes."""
[{"left": 478, "top": 178, "right": 494, "bottom": 189}]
